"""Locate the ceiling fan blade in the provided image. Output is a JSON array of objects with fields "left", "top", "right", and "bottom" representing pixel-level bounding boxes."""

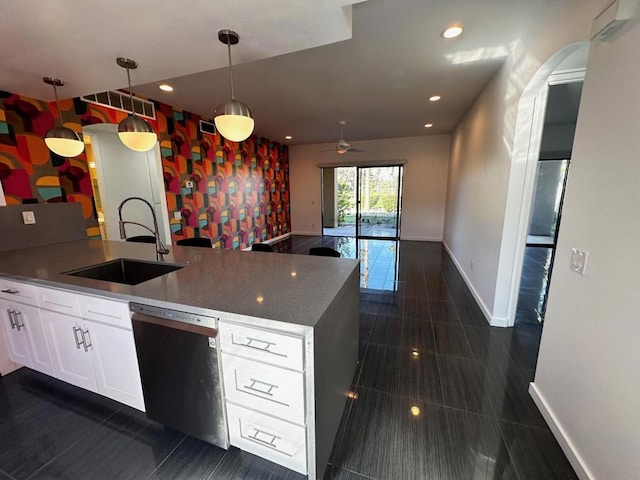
[
  {"left": 347, "top": 147, "right": 365, "bottom": 153},
  {"left": 317, "top": 148, "right": 337, "bottom": 152}
]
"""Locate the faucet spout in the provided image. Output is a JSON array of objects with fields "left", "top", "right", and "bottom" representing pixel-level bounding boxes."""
[{"left": 118, "top": 196, "right": 169, "bottom": 262}]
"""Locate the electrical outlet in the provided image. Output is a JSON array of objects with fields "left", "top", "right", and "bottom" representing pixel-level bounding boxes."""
[
  {"left": 22, "top": 211, "right": 36, "bottom": 224},
  {"left": 312, "top": 223, "right": 315, "bottom": 228},
  {"left": 311, "top": 200, "right": 315, "bottom": 205},
  {"left": 570, "top": 248, "right": 589, "bottom": 275},
  {"left": 173, "top": 211, "right": 182, "bottom": 220},
  {"left": 184, "top": 180, "right": 194, "bottom": 188}
]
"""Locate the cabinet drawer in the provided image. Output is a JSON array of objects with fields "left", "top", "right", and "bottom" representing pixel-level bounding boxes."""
[
  {"left": 222, "top": 353, "right": 305, "bottom": 425},
  {"left": 0, "top": 279, "right": 37, "bottom": 304},
  {"left": 219, "top": 321, "right": 304, "bottom": 371},
  {"left": 80, "top": 296, "right": 131, "bottom": 329},
  {"left": 37, "top": 287, "right": 81, "bottom": 317},
  {"left": 227, "top": 403, "right": 307, "bottom": 475}
]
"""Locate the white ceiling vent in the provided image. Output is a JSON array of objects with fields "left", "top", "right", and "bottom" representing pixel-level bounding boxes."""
[
  {"left": 81, "top": 91, "right": 156, "bottom": 120},
  {"left": 199, "top": 119, "right": 216, "bottom": 135}
]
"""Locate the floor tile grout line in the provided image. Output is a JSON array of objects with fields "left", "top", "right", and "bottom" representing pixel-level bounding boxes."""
[
  {"left": 23, "top": 405, "right": 124, "bottom": 480},
  {"left": 0, "top": 468, "right": 17, "bottom": 480},
  {"left": 143, "top": 434, "right": 188, "bottom": 480}
]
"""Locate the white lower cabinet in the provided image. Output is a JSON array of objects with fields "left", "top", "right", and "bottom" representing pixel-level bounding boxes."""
[
  {"left": 219, "top": 319, "right": 310, "bottom": 476},
  {"left": 40, "top": 301, "right": 145, "bottom": 411},
  {"left": 41, "top": 309, "right": 99, "bottom": 392},
  {"left": 0, "top": 298, "right": 55, "bottom": 377},
  {"left": 227, "top": 403, "right": 308, "bottom": 475},
  {"left": 88, "top": 319, "right": 144, "bottom": 410}
]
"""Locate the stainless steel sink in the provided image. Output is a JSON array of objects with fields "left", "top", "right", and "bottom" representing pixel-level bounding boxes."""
[{"left": 65, "top": 258, "right": 183, "bottom": 285}]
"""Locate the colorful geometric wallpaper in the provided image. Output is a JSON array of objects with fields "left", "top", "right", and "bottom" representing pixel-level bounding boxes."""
[{"left": 0, "top": 90, "right": 289, "bottom": 249}]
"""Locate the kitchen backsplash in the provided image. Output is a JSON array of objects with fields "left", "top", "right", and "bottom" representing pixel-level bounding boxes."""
[{"left": 0, "top": 90, "right": 289, "bottom": 249}]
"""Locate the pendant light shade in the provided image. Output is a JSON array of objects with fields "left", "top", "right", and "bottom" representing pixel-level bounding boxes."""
[
  {"left": 214, "top": 30, "right": 254, "bottom": 142},
  {"left": 118, "top": 115, "right": 157, "bottom": 152},
  {"left": 214, "top": 98, "right": 254, "bottom": 142},
  {"left": 116, "top": 57, "right": 157, "bottom": 152},
  {"left": 43, "top": 78, "right": 84, "bottom": 157}
]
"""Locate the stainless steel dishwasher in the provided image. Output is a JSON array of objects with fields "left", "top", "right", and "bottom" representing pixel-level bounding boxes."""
[{"left": 130, "top": 303, "right": 229, "bottom": 448}]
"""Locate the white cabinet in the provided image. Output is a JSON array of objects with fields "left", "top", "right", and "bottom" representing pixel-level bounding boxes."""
[
  {"left": 88, "top": 319, "right": 144, "bottom": 410},
  {"left": 39, "top": 292, "right": 145, "bottom": 411},
  {"left": 0, "top": 299, "right": 32, "bottom": 367},
  {"left": 219, "top": 319, "right": 310, "bottom": 475},
  {"left": 0, "top": 292, "right": 55, "bottom": 377},
  {"left": 40, "top": 309, "right": 98, "bottom": 392}
]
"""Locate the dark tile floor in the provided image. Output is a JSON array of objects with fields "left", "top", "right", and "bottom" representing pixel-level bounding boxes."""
[
  {"left": 515, "top": 246, "right": 553, "bottom": 326},
  {"left": 0, "top": 237, "right": 575, "bottom": 480}
]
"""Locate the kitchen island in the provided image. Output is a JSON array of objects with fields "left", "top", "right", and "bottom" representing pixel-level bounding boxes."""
[{"left": 0, "top": 239, "right": 360, "bottom": 480}]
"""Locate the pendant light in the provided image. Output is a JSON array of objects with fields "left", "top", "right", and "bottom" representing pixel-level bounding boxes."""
[
  {"left": 116, "top": 57, "right": 157, "bottom": 152},
  {"left": 214, "top": 29, "right": 254, "bottom": 142},
  {"left": 42, "top": 77, "right": 84, "bottom": 157}
]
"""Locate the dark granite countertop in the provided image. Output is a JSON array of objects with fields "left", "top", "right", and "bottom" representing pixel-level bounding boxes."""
[{"left": 0, "top": 239, "right": 359, "bottom": 328}]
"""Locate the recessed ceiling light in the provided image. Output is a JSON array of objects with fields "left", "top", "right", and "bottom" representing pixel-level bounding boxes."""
[
  {"left": 442, "top": 24, "right": 464, "bottom": 39},
  {"left": 285, "top": 135, "right": 292, "bottom": 140},
  {"left": 424, "top": 123, "right": 433, "bottom": 128},
  {"left": 158, "top": 84, "right": 173, "bottom": 92},
  {"left": 429, "top": 95, "right": 441, "bottom": 102}
]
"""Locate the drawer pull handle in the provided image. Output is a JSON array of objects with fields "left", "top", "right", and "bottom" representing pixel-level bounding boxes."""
[
  {"left": 232, "top": 335, "right": 286, "bottom": 358},
  {"left": 248, "top": 428, "right": 282, "bottom": 449},
  {"left": 1, "top": 288, "right": 19, "bottom": 295},
  {"left": 73, "top": 326, "right": 84, "bottom": 350},
  {"left": 81, "top": 328, "right": 92, "bottom": 352},
  {"left": 14, "top": 311, "right": 24, "bottom": 331},
  {"left": 7, "top": 309, "right": 17, "bottom": 329},
  {"left": 244, "top": 378, "right": 277, "bottom": 397}
]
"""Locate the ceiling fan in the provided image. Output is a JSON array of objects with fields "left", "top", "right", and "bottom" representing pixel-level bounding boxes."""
[{"left": 323, "top": 120, "right": 365, "bottom": 154}]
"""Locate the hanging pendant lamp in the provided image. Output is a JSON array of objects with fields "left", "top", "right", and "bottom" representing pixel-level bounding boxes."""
[
  {"left": 116, "top": 57, "right": 157, "bottom": 152},
  {"left": 214, "top": 29, "right": 254, "bottom": 142},
  {"left": 43, "top": 77, "right": 84, "bottom": 157}
]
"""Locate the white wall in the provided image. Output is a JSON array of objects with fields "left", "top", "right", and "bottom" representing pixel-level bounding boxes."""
[
  {"left": 531, "top": 15, "right": 640, "bottom": 480},
  {"left": 443, "top": 0, "right": 604, "bottom": 323},
  {"left": 290, "top": 135, "right": 450, "bottom": 241}
]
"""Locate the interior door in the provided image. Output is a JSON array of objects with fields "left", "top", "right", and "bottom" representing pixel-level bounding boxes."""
[
  {"left": 356, "top": 166, "right": 402, "bottom": 239},
  {"left": 84, "top": 125, "right": 171, "bottom": 245}
]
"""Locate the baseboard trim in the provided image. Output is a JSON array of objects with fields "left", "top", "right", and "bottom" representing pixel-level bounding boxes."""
[
  {"left": 264, "top": 232, "right": 291, "bottom": 244},
  {"left": 529, "top": 383, "right": 593, "bottom": 480},
  {"left": 399, "top": 235, "right": 442, "bottom": 242},
  {"left": 490, "top": 316, "right": 509, "bottom": 327},
  {"left": 442, "top": 241, "right": 493, "bottom": 326}
]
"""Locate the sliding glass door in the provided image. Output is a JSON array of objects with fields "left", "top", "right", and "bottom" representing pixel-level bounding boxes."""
[
  {"left": 322, "top": 165, "right": 402, "bottom": 240},
  {"left": 356, "top": 166, "right": 402, "bottom": 239}
]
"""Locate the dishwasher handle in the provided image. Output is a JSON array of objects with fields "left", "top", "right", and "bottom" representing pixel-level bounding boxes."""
[{"left": 131, "top": 312, "right": 218, "bottom": 337}]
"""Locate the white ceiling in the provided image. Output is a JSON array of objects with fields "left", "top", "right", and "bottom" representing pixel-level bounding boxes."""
[{"left": 2, "top": 0, "right": 559, "bottom": 145}]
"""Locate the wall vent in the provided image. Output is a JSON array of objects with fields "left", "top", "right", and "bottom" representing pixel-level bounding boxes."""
[
  {"left": 199, "top": 119, "right": 216, "bottom": 135},
  {"left": 81, "top": 91, "right": 156, "bottom": 120}
]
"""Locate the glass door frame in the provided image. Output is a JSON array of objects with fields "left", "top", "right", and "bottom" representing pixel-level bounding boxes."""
[{"left": 355, "top": 164, "right": 403, "bottom": 240}]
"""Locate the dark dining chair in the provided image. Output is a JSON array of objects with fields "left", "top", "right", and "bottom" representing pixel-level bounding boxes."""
[
  {"left": 309, "top": 246, "right": 341, "bottom": 257},
  {"left": 176, "top": 237, "right": 213, "bottom": 248},
  {"left": 251, "top": 243, "right": 275, "bottom": 253},
  {"left": 125, "top": 235, "right": 157, "bottom": 244}
]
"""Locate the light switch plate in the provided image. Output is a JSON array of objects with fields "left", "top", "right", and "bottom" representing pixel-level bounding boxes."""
[
  {"left": 22, "top": 211, "right": 36, "bottom": 224},
  {"left": 570, "top": 248, "right": 589, "bottom": 275}
]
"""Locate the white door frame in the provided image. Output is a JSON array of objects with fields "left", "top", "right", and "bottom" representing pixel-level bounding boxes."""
[{"left": 491, "top": 42, "right": 588, "bottom": 327}]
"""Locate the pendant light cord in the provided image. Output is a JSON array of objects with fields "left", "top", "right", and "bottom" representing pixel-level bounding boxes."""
[
  {"left": 125, "top": 66, "right": 137, "bottom": 117},
  {"left": 227, "top": 40, "right": 235, "bottom": 101},
  {"left": 52, "top": 84, "right": 64, "bottom": 125}
]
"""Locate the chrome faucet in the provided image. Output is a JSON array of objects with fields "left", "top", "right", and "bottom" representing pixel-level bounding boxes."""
[{"left": 118, "top": 196, "right": 169, "bottom": 262}]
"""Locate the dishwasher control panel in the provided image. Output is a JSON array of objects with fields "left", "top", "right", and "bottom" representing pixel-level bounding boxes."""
[{"left": 130, "top": 303, "right": 218, "bottom": 329}]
